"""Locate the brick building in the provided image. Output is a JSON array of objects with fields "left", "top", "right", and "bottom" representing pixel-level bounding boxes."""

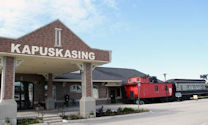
[
  {"left": 0, "top": 20, "right": 111, "bottom": 124},
  {"left": 53, "top": 67, "right": 146, "bottom": 106}
]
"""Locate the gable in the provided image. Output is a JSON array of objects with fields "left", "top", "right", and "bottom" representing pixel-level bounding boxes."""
[{"left": 0, "top": 20, "right": 110, "bottom": 62}]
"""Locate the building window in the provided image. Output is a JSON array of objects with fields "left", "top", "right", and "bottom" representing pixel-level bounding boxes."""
[
  {"left": 70, "top": 85, "right": 81, "bottom": 93},
  {"left": 55, "top": 28, "right": 62, "bottom": 47},
  {"left": 155, "top": 86, "right": 159, "bottom": 92},
  {"left": 52, "top": 85, "right": 56, "bottom": 101},
  {"left": 93, "top": 85, "right": 99, "bottom": 99}
]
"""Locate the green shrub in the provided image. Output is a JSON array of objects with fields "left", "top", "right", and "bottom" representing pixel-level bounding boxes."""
[
  {"left": 105, "top": 109, "right": 112, "bottom": 115},
  {"left": 62, "top": 114, "right": 84, "bottom": 120},
  {"left": 17, "top": 118, "right": 43, "bottom": 125},
  {"left": 123, "top": 107, "right": 135, "bottom": 113},
  {"left": 117, "top": 107, "right": 123, "bottom": 114}
]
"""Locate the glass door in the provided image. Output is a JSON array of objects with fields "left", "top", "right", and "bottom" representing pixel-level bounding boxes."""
[{"left": 14, "top": 82, "right": 34, "bottom": 110}]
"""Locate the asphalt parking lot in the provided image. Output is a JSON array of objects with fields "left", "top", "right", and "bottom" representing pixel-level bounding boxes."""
[{"left": 63, "top": 99, "right": 208, "bottom": 125}]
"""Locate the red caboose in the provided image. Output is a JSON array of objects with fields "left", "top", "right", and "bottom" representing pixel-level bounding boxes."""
[{"left": 124, "top": 76, "right": 173, "bottom": 104}]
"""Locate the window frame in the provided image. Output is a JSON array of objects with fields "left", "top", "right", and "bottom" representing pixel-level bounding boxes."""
[
  {"left": 70, "top": 84, "right": 82, "bottom": 93},
  {"left": 55, "top": 28, "right": 62, "bottom": 47},
  {"left": 165, "top": 85, "right": 168, "bottom": 91},
  {"left": 93, "top": 85, "right": 99, "bottom": 99},
  {"left": 155, "top": 85, "right": 159, "bottom": 92}
]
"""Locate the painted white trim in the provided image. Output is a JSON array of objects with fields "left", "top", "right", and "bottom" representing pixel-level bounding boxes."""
[
  {"left": 13, "top": 58, "right": 16, "bottom": 99},
  {"left": 76, "top": 63, "right": 84, "bottom": 71},
  {"left": 92, "top": 84, "right": 99, "bottom": 99},
  {"left": 40, "top": 73, "right": 58, "bottom": 80},
  {"left": 0, "top": 52, "right": 110, "bottom": 63},
  {"left": 15, "top": 59, "right": 24, "bottom": 68},
  {"left": 0, "top": 57, "right": 6, "bottom": 101},
  {"left": 0, "top": 57, "right": 2, "bottom": 69},
  {"left": 55, "top": 28, "right": 62, "bottom": 30},
  {"left": 109, "top": 50, "right": 112, "bottom": 63},
  {"left": 81, "top": 63, "right": 86, "bottom": 97},
  {"left": 90, "top": 64, "right": 93, "bottom": 98},
  {"left": 92, "top": 64, "right": 96, "bottom": 71},
  {"left": 96, "top": 98, "right": 108, "bottom": 100},
  {"left": 52, "top": 79, "right": 122, "bottom": 83},
  {"left": 55, "top": 28, "right": 62, "bottom": 47}
]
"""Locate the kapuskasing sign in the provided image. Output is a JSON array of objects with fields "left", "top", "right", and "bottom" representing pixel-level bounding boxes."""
[{"left": 11, "top": 43, "right": 95, "bottom": 60}]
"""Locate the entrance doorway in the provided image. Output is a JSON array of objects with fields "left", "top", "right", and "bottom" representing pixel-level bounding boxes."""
[
  {"left": 108, "top": 87, "right": 121, "bottom": 103},
  {"left": 14, "top": 82, "right": 34, "bottom": 110},
  {"left": 110, "top": 89, "right": 116, "bottom": 103}
]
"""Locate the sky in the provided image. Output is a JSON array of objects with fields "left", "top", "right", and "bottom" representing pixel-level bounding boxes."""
[{"left": 0, "top": 0, "right": 208, "bottom": 80}]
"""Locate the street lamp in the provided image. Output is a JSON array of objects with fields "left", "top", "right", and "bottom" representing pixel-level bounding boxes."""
[{"left": 137, "top": 82, "right": 141, "bottom": 110}]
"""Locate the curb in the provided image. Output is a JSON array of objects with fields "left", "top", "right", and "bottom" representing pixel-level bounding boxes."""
[{"left": 62, "top": 111, "right": 152, "bottom": 124}]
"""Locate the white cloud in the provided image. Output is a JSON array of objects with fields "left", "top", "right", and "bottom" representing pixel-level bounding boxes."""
[
  {"left": 0, "top": 0, "right": 118, "bottom": 38},
  {"left": 103, "top": 0, "right": 118, "bottom": 10}
]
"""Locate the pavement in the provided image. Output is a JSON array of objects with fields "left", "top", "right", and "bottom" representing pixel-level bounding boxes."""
[{"left": 62, "top": 99, "right": 208, "bottom": 125}]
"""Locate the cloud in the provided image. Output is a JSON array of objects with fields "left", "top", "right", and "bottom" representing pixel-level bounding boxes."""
[
  {"left": 0, "top": 0, "right": 118, "bottom": 38},
  {"left": 103, "top": 0, "right": 118, "bottom": 10}
]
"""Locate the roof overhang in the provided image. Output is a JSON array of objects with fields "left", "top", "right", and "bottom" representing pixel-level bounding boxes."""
[
  {"left": 0, "top": 20, "right": 111, "bottom": 75},
  {"left": 0, "top": 52, "right": 109, "bottom": 74}
]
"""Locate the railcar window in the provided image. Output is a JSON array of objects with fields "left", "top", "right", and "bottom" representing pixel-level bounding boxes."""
[
  {"left": 180, "top": 85, "right": 183, "bottom": 91},
  {"left": 137, "top": 78, "right": 140, "bottom": 82},
  {"left": 155, "top": 86, "right": 159, "bottom": 92},
  {"left": 165, "top": 86, "right": 168, "bottom": 91}
]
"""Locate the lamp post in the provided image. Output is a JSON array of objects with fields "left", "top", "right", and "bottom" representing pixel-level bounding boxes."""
[{"left": 137, "top": 82, "right": 141, "bottom": 109}]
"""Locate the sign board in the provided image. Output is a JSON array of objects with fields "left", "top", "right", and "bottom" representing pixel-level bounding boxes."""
[
  {"left": 175, "top": 92, "right": 182, "bottom": 98},
  {"left": 11, "top": 43, "right": 95, "bottom": 60}
]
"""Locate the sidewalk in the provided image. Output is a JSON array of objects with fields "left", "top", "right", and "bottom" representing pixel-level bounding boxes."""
[{"left": 17, "top": 104, "right": 140, "bottom": 118}]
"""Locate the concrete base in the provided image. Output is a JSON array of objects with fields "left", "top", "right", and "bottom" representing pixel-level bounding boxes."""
[
  {"left": 0, "top": 99, "right": 17, "bottom": 125},
  {"left": 79, "top": 97, "right": 96, "bottom": 118},
  {"left": 46, "top": 98, "right": 55, "bottom": 110}
]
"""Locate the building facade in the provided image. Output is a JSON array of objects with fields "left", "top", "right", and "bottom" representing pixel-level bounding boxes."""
[
  {"left": 0, "top": 20, "right": 111, "bottom": 124},
  {"left": 11, "top": 67, "right": 146, "bottom": 110}
]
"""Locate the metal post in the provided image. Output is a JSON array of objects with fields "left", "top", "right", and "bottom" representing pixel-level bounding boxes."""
[{"left": 138, "top": 82, "right": 141, "bottom": 109}]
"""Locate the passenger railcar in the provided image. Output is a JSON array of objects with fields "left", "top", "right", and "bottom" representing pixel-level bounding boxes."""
[{"left": 167, "top": 79, "right": 208, "bottom": 100}]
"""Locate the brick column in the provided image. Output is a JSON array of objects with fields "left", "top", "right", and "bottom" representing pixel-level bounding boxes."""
[
  {"left": 0, "top": 56, "right": 17, "bottom": 125},
  {"left": 47, "top": 73, "right": 53, "bottom": 98},
  {"left": 80, "top": 63, "right": 96, "bottom": 118},
  {"left": 0, "top": 57, "right": 15, "bottom": 100},
  {"left": 46, "top": 73, "right": 55, "bottom": 109}
]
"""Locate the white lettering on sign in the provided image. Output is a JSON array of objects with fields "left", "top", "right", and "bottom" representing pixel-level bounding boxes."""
[{"left": 11, "top": 43, "right": 96, "bottom": 60}]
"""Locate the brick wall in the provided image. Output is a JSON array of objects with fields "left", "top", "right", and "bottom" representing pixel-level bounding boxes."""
[
  {"left": 15, "top": 74, "right": 45, "bottom": 103},
  {"left": 54, "top": 82, "right": 108, "bottom": 103},
  {"left": 0, "top": 20, "right": 110, "bottom": 62},
  {"left": 94, "top": 82, "right": 107, "bottom": 98},
  {"left": 4, "top": 57, "right": 15, "bottom": 99},
  {"left": 86, "top": 63, "right": 92, "bottom": 97}
]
